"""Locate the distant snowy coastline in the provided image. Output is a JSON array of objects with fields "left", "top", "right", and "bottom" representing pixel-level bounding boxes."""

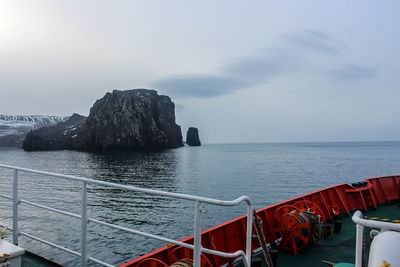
[{"left": 0, "top": 115, "right": 66, "bottom": 146}]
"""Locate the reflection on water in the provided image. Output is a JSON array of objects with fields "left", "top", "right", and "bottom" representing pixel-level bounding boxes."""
[
  {"left": 86, "top": 150, "right": 178, "bottom": 187},
  {"left": 1, "top": 142, "right": 400, "bottom": 266},
  {"left": 86, "top": 150, "right": 179, "bottom": 210}
]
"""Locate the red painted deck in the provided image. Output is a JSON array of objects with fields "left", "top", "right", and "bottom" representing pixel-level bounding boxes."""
[{"left": 120, "top": 175, "right": 400, "bottom": 267}]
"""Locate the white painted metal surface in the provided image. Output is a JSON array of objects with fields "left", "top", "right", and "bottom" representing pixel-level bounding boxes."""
[
  {"left": 352, "top": 210, "right": 400, "bottom": 267},
  {"left": 0, "top": 164, "right": 254, "bottom": 267},
  {"left": 367, "top": 231, "right": 400, "bottom": 267},
  {"left": 12, "top": 170, "right": 18, "bottom": 246},
  {"left": 355, "top": 223, "right": 364, "bottom": 267},
  {"left": 81, "top": 182, "right": 88, "bottom": 267},
  {"left": 0, "top": 239, "right": 24, "bottom": 267}
]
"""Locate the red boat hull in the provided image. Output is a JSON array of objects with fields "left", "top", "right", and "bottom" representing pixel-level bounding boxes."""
[{"left": 120, "top": 175, "right": 400, "bottom": 267}]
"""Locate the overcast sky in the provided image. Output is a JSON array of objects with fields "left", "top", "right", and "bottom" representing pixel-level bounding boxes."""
[{"left": 1, "top": 1, "right": 399, "bottom": 143}]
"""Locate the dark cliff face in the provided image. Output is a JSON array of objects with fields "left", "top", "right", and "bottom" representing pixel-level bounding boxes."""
[
  {"left": 23, "top": 114, "right": 86, "bottom": 151},
  {"left": 186, "top": 127, "right": 201, "bottom": 146},
  {"left": 75, "top": 89, "right": 183, "bottom": 151},
  {"left": 23, "top": 89, "right": 183, "bottom": 151}
]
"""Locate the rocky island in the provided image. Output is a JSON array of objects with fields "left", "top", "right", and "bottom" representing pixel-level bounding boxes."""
[
  {"left": 23, "top": 89, "right": 184, "bottom": 151},
  {"left": 23, "top": 113, "right": 87, "bottom": 151},
  {"left": 186, "top": 127, "right": 201, "bottom": 146}
]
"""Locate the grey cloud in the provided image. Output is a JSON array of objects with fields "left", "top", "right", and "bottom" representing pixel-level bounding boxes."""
[
  {"left": 155, "top": 50, "right": 301, "bottom": 98},
  {"left": 154, "top": 75, "right": 255, "bottom": 98},
  {"left": 330, "top": 64, "right": 377, "bottom": 82},
  {"left": 282, "top": 29, "right": 342, "bottom": 54},
  {"left": 224, "top": 52, "right": 300, "bottom": 82},
  {"left": 155, "top": 29, "right": 353, "bottom": 98}
]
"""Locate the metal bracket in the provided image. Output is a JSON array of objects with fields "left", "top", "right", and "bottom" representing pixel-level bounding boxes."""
[{"left": 200, "top": 204, "right": 208, "bottom": 213}]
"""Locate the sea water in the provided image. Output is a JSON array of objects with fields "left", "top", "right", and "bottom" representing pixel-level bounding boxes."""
[{"left": 1, "top": 142, "right": 400, "bottom": 266}]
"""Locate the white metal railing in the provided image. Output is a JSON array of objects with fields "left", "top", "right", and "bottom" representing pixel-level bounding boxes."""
[
  {"left": 352, "top": 210, "right": 400, "bottom": 267},
  {"left": 0, "top": 164, "right": 254, "bottom": 267}
]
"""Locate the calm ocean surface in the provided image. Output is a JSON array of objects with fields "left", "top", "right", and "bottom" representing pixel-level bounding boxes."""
[{"left": 1, "top": 142, "right": 400, "bottom": 266}]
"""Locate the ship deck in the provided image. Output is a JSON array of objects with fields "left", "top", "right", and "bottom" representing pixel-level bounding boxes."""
[
  {"left": 235, "top": 203, "right": 400, "bottom": 267},
  {"left": 121, "top": 175, "right": 400, "bottom": 267},
  {"left": 19, "top": 203, "right": 399, "bottom": 267}
]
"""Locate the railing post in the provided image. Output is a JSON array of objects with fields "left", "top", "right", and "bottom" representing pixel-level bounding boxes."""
[
  {"left": 12, "top": 169, "right": 19, "bottom": 245},
  {"left": 245, "top": 204, "right": 253, "bottom": 267},
  {"left": 81, "top": 182, "right": 88, "bottom": 267},
  {"left": 355, "top": 223, "right": 363, "bottom": 267},
  {"left": 193, "top": 201, "right": 203, "bottom": 267}
]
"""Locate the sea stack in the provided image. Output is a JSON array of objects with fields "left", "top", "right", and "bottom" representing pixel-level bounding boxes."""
[
  {"left": 23, "top": 89, "right": 184, "bottom": 151},
  {"left": 186, "top": 127, "right": 201, "bottom": 146}
]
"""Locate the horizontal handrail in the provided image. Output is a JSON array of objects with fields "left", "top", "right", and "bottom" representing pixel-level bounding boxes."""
[
  {"left": 202, "top": 247, "right": 246, "bottom": 259},
  {"left": 89, "top": 217, "right": 195, "bottom": 250},
  {"left": 0, "top": 193, "right": 13, "bottom": 201},
  {"left": 20, "top": 199, "right": 82, "bottom": 219},
  {"left": 352, "top": 210, "right": 400, "bottom": 231},
  {"left": 0, "top": 164, "right": 254, "bottom": 267},
  {"left": 88, "top": 256, "right": 114, "bottom": 267},
  {"left": 2, "top": 196, "right": 247, "bottom": 262},
  {"left": 352, "top": 210, "right": 400, "bottom": 267},
  {"left": 0, "top": 164, "right": 252, "bottom": 206},
  {"left": 1, "top": 223, "right": 112, "bottom": 267},
  {"left": 89, "top": 217, "right": 247, "bottom": 259},
  {"left": 21, "top": 232, "right": 112, "bottom": 266},
  {"left": 20, "top": 231, "right": 81, "bottom": 257},
  {"left": 2, "top": 196, "right": 247, "bottom": 261}
]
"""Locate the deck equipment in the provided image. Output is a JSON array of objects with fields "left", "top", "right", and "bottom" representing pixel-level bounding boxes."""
[{"left": 274, "top": 200, "right": 326, "bottom": 255}]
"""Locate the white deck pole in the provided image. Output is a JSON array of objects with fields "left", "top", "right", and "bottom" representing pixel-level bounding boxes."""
[{"left": 12, "top": 169, "right": 19, "bottom": 245}]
